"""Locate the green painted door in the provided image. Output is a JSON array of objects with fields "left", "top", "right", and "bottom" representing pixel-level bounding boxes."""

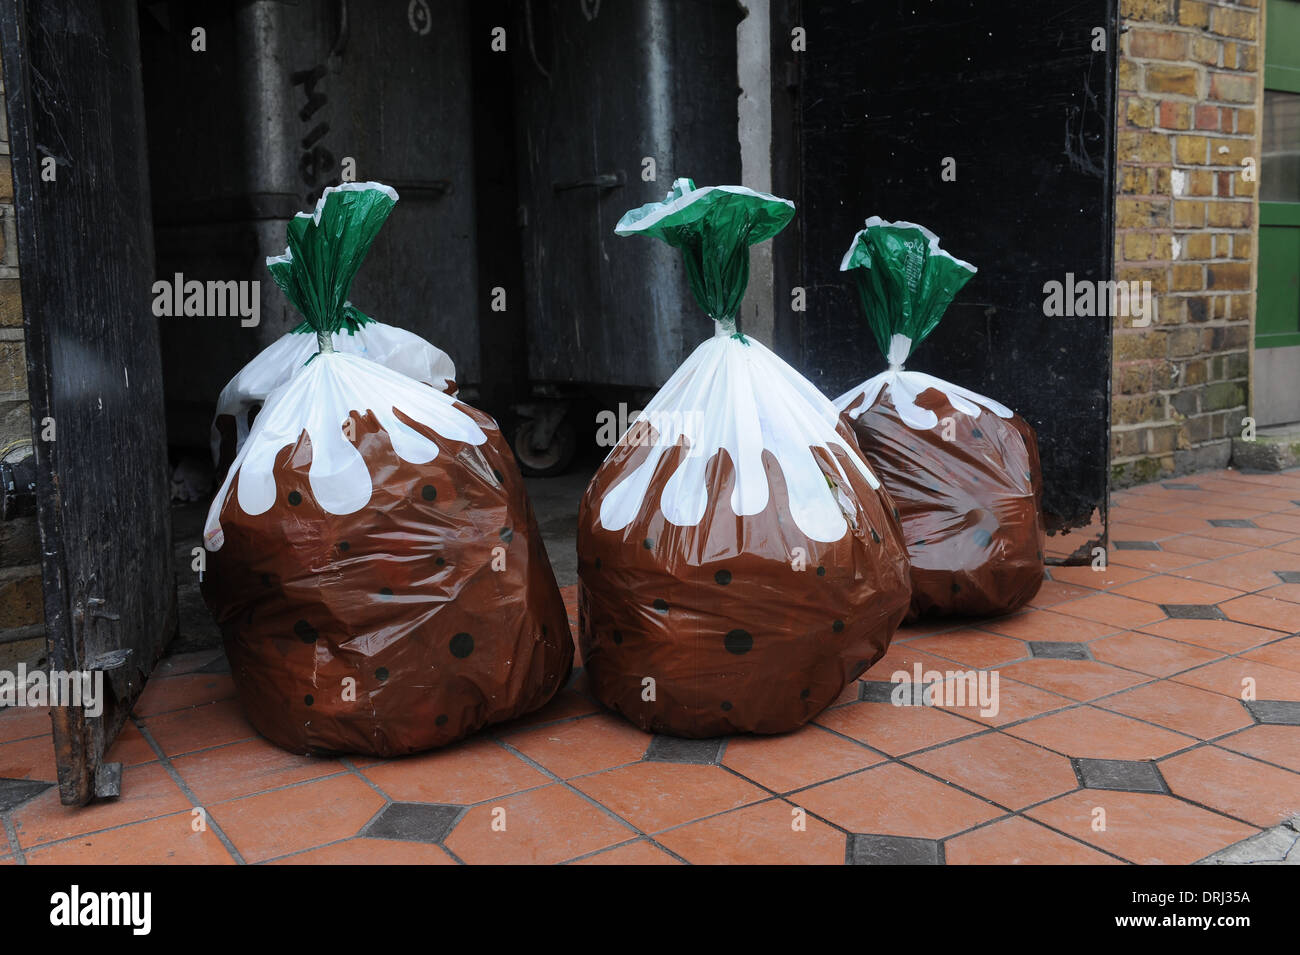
[{"left": 1258, "top": 0, "right": 1300, "bottom": 424}]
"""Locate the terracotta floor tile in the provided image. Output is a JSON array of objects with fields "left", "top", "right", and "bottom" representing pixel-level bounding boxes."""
[
  {"left": 24, "top": 815, "right": 235, "bottom": 865},
  {"left": 13, "top": 762, "right": 190, "bottom": 848},
  {"left": 1107, "top": 548, "right": 1202, "bottom": 573},
  {"left": 657, "top": 798, "right": 846, "bottom": 864},
  {"left": 174, "top": 738, "right": 346, "bottom": 804},
  {"left": 210, "top": 774, "right": 386, "bottom": 863},
  {"left": 571, "top": 839, "right": 681, "bottom": 865},
  {"left": 1255, "top": 512, "right": 1300, "bottom": 535},
  {"left": 861, "top": 644, "right": 966, "bottom": 682},
  {"left": 1050, "top": 592, "right": 1167, "bottom": 630},
  {"left": 0, "top": 706, "right": 51, "bottom": 743},
  {"left": 1028, "top": 579, "right": 1096, "bottom": 608},
  {"left": 570, "top": 762, "right": 766, "bottom": 833},
  {"left": 0, "top": 734, "right": 58, "bottom": 781},
  {"left": 362, "top": 738, "right": 550, "bottom": 805},
  {"left": 722, "top": 723, "right": 882, "bottom": 792},
  {"left": 1176, "top": 558, "right": 1292, "bottom": 593},
  {"left": 1199, "top": 525, "right": 1296, "bottom": 548},
  {"left": 1088, "top": 631, "right": 1223, "bottom": 678},
  {"left": 1242, "top": 636, "right": 1300, "bottom": 674},
  {"left": 1098, "top": 680, "right": 1253, "bottom": 740},
  {"left": 103, "top": 721, "right": 159, "bottom": 768},
  {"left": 1025, "top": 790, "right": 1256, "bottom": 864},
  {"left": 1111, "top": 575, "right": 1243, "bottom": 606},
  {"left": 944, "top": 816, "right": 1121, "bottom": 864},
  {"left": 1172, "top": 657, "right": 1300, "bottom": 702},
  {"left": 797, "top": 762, "right": 1001, "bottom": 838},
  {"left": 905, "top": 732, "right": 1079, "bottom": 810},
  {"left": 1274, "top": 538, "right": 1300, "bottom": 556},
  {"left": 927, "top": 676, "right": 1073, "bottom": 727},
  {"left": 1218, "top": 594, "right": 1299, "bottom": 633},
  {"left": 1218, "top": 725, "right": 1300, "bottom": 773},
  {"left": 151, "top": 650, "right": 225, "bottom": 679},
  {"left": 1048, "top": 563, "right": 1154, "bottom": 591},
  {"left": 445, "top": 783, "right": 635, "bottom": 864},
  {"left": 1160, "top": 535, "right": 1253, "bottom": 559},
  {"left": 907, "top": 629, "right": 1030, "bottom": 668},
  {"left": 132, "top": 673, "right": 237, "bottom": 717},
  {"left": 1140, "top": 618, "right": 1280, "bottom": 653},
  {"left": 998, "top": 659, "right": 1150, "bottom": 702},
  {"left": 1003, "top": 705, "right": 1192, "bottom": 759},
  {"left": 1160, "top": 746, "right": 1300, "bottom": 827},
  {"left": 979, "top": 610, "right": 1121, "bottom": 643},
  {"left": 487, "top": 688, "right": 600, "bottom": 734},
  {"left": 270, "top": 837, "right": 456, "bottom": 865},
  {"left": 815, "top": 700, "right": 982, "bottom": 756},
  {"left": 141, "top": 698, "right": 256, "bottom": 757},
  {"left": 1257, "top": 583, "right": 1300, "bottom": 605},
  {"left": 500, "top": 713, "right": 649, "bottom": 779}
]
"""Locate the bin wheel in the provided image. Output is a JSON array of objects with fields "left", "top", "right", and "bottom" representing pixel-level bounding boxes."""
[{"left": 514, "top": 417, "right": 576, "bottom": 477}]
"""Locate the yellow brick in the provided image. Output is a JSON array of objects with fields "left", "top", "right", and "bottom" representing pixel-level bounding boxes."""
[
  {"left": 1207, "top": 202, "right": 1251, "bottom": 228},
  {"left": 1175, "top": 135, "right": 1208, "bottom": 164},
  {"left": 1146, "top": 64, "right": 1199, "bottom": 95},
  {"left": 1119, "top": 59, "right": 1142, "bottom": 91},
  {"left": 1190, "top": 35, "right": 1220, "bottom": 65},
  {"left": 1154, "top": 233, "right": 1174, "bottom": 259},
  {"left": 1117, "top": 198, "right": 1171, "bottom": 228},
  {"left": 1186, "top": 168, "right": 1215, "bottom": 195},
  {"left": 1124, "top": 232, "right": 1155, "bottom": 260},
  {"left": 1213, "top": 7, "right": 1258, "bottom": 40},
  {"left": 1181, "top": 233, "right": 1213, "bottom": 259},
  {"left": 1129, "top": 28, "right": 1187, "bottom": 60},
  {"left": 1172, "top": 263, "right": 1204, "bottom": 290},
  {"left": 1206, "top": 137, "right": 1252, "bottom": 166},
  {"left": 1117, "top": 166, "right": 1150, "bottom": 194},
  {"left": 1233, "top": 234, "right": 1253, "bottom": 259},
  {"left": 1119, "top": 130, "right": 1172, "bottom": 163},
  {"left": 1127, "top": 96, "right": 1157, "bottom": 127},
  {"left": 1177, "top": 0, "right": 1209, "bottom": 28},
  {"left": 1173, "top": 200, "right": 1206, "bottom": 227},
  {"left": 1122, "top": 0, "right": 1175, "bottom": 21}
]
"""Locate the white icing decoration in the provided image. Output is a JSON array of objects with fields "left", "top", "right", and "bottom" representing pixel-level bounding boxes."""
[
  {"left": 598, "top": 325, "right": 881, "bottom": 544},
  {"left": 835, "top": 334, "right": 1013, "bottom": 430},
  {"left": 204, "top": 351, "right": 486, "bottom": 551},
  {"left": 210, "top": 321, "right": 456, "bottom": 465}
]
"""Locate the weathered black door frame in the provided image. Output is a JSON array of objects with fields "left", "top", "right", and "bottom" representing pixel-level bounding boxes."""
[{"left": 1, "top": 0, "right": 177, "bottom": 805}]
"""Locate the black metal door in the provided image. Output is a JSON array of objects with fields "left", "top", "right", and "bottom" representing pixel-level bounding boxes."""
[
  {"left": 1, "top": 0, "right": 177, "bottom": 804},
  {"left": 773, "top": 0, "right": 1117, "bottom": 555}
]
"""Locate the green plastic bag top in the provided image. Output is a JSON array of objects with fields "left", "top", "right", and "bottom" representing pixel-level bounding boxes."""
[
  {"left": 266, "top": 182, "right": 397, "bottom": 353},
  {"left": 615, "top": 178, "right": 795, "bottom": 335},
  {"left": 840, "top": 217, "right": 977, "bottom": 364}
]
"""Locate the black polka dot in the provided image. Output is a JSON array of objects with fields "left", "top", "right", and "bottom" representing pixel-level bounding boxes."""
[
  {"left": 800, "top": 688, "right": 811, "bottom": 699},
  {"left": 304, "top": 694, "right": 314, "bottom": 706},
  {"left": 288, "top": 491, "right": 302, "bottom": 506},
  {"left": 449, "top": 632, "right": 474, "bottom": 658},
  {"left": 435, "top": 557, "right": 446, "bottom": 566},
  {"left": 492, "top": 468, "right": 504, "bottom": 482},
  {"left": 721, "top": 701, "right": 733, "bottom": 711},
  {"left": 261, "top": 573, "right": 272, "bottom": 587},
  {"left": 724, "top": 629, "right": 753, "bottom": 655},
  {"left": 338, "top": 541, "right": 350, "bottom": 552},
  {"left": 499, "top": 526, "right": 513, "bottom": 543},
  {"left": 816, "top": 565, "right": 826, "bottom": 577},
  {"left": 653, "top": 598, "right": 669, "bottom": 612},
  {"left": 870, "top": 528, "right": 880, "bottom": 543},
  {"left": 714, "top": 569, "right": 732, "bottom": 586},
  {"left": 594, "top": 557, "right": 602, "bottom": 570},
  {"left": 643, "top": 538, "right": 654, "bottom": 550},
  {"left": 436, "top": 714, "right": 448, "bottom": 726},
  {"left": 973, "top": 528, "right": 993, "bottom": 548},
  {"left": 379, "top": 587, "right": 393, "bottom": 598},
  {"left": 375, "top": 667, "right": 389, "bottom": 681},
  {"left": 612, "top": 630, "right": 623, "bottom": 645},
  {"left": 832, "top": 620, "right": 845, "bottom": 633},
  {"left": 971, "top": 427, "right": 983, "bottom": 439},
  {"left": 293, "top": 619, "right": 317, "bottom": 643},
  {"left": 892, "top": 506, "right": 900, "bottom": 521},
  {"left": 421, "top": 484, "right": 437, "bottom": 501},
  {"left": 951, "top": 581, "right": 962, "bottom": 594},
  {"left": 851, "top": 660, "right": 870, "bottom": 679}
]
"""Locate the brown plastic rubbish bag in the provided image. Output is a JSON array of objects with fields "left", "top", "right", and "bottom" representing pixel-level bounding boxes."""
[
  {"left": 835, "top": 218, "right": 1045, "bottom": 619},
  {"left": 201, "top": 183, "right": 572, "bottom": 756},
  {"left": 578, "top": 180, "right": 912, "bottom": 738}
]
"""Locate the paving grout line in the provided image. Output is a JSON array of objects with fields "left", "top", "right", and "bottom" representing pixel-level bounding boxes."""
[
  {"left": 2, "top": 812, "right": 26, "bottom": 864},
  {"left": 133, "top": 718, "right": 247, "bottom": 864}
]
